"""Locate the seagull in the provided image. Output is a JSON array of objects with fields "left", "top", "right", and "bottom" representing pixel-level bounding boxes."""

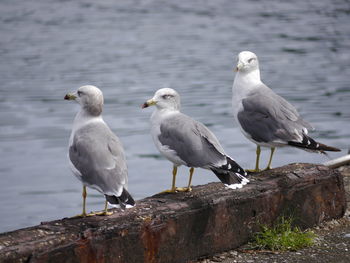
[
  {"left": 232, "top": 51, "right": 341, "bottom": 172},
  {"left": 65, "top": 85, "right": 135, "bottom": 216},
  {"left": 142, "top": 88, "right": 248, "bottom": 193}
]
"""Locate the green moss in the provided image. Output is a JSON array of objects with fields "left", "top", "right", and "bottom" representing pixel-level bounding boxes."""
[{"left": 251, "top": 216, "right": 315, "bottom": 251}]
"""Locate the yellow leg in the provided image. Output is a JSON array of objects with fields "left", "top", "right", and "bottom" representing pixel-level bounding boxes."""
[
  {"left": 104, "top": 200, "right": 108, "bottom": 213},
  {"left": 73, "top": 187, "right": 113, "bottom": 218},
  {"left": 264, "top": 147, "right": 276, "bottom": 170},
  {"left": 94, "top": 200, "right": 113, "bottom": 216},
  {"left": 158, "top": 166, "right": 178, "bottom": 194},
  {"left": 72, "top": 186, "right": 88, "bottom": 217},
  {"left": 177, "top": 167, "right": 194, "bottom": 192},
  {"left": 246, "top": 145, "right": 261, "bottom": 173},
  {"left": 172, "top": 166, "right": 177, "bottom": 191},
  {"left": 188, "top": 167, "right": 194, "bottom": 191}
]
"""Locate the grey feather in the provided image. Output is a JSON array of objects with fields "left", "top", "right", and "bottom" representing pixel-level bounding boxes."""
[
  {"left": 158, "top": 113, "right": 226, "bottom": 167},
  {"left": 69, "top": 122, "right": 127, "bottom": 195},
  {"left": 237, "top": 84, "right": 312, "bottom": 143}
]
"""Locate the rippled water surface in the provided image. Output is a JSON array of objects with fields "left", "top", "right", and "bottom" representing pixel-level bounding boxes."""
[{"left": 0, "top": 0, "right": 349, "bottom": 232}]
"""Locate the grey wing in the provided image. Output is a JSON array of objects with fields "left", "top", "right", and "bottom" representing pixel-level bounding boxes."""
[
  {"left": 237, "top": 85, "right": 312, "bottom": 144},
  {"left": 69, "top": 122, "right": 127, "bottom": 196},
  {"left": 158, "top": 113, "right": 226, "bottom": 167}
]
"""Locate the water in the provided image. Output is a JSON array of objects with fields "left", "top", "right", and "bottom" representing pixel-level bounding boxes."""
[{"left": 0, "top": 0, "right": 349, "bottom": 233}]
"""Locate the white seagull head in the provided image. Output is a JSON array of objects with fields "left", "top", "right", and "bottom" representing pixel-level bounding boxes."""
[
  {"left": 142, "top": 88, "right": 181, "bottom": 111},
  {"left": 65, "top": 85, "right": 104, "bottom": 116},
  {"left": 235, "top": 51, "right": 259, "bottom": 73}
]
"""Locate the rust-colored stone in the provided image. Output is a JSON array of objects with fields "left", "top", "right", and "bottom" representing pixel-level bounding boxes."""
[
  {"left": 141, "top": 218, "right": 162, "bottom": 263},
  {"left": 0, "top": 163, "right": 346, "bottom": 263}
]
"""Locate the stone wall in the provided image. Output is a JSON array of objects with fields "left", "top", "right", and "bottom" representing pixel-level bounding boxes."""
[{"left": 0, "top": 163, "right": 346, "bottom": 263}]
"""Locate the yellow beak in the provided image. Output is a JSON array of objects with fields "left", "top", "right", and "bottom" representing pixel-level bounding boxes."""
[
  {"left": 141, "top": 99, "right": 156, "bottom": 109},
  {"left": 234, "top": 61, "right": 244, "bottom": 72},
  {"left": 64, "top": 93, "right": 77, "bottom": 100}
]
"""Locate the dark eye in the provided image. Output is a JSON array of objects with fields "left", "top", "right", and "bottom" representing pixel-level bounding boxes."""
[
  {"left": 248, "top": 58, "right": 255, "bottom": 63},
  {"left": 162, "top": 94, "right": 173, "bottom": 99},
  {"left": 77, "top": 91, "right": 83, "bottom": 96}
]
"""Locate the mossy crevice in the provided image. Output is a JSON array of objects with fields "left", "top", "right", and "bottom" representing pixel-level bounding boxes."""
[{"left": 251, "top": 216, "right": 316, "bottom": 251}]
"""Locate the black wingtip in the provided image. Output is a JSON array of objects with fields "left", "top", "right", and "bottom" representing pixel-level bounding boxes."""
[
  {"left": 105, "top": 188, "right": 135, "bottom": 210},
  {"left": 211, "top": 156, "right": 249, "bottom": 189},
  {"left": 288, "top": 134, "right": 341, "bottom": 153}
]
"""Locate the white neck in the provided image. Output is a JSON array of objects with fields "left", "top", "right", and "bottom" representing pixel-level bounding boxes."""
[
  {"left": 72, "top": 110, "right": 103, "bottom": 132},
  {"left": 234, "top": 68, "right": 261, "bottom": 87},
  {"left": 69, "top": 110, "right": 104, "bottom": 146},
  {"left": 151, "top": 108, "right": 179, "bottom": 122},
  {"left": 232, "top": 68, "right": 262, "bottom": 117},
  {"left": 157, "top": 106, "right": 181, "bottom": 114}
]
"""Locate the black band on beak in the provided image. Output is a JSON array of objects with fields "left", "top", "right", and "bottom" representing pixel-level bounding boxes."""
[{"left": 141, "top": 102, "right": 149, "bottom": 109}]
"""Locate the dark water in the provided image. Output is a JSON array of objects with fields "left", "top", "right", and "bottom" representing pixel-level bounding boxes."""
[{"left": 0, "top": 0, "right": 349, "bottom": 233}]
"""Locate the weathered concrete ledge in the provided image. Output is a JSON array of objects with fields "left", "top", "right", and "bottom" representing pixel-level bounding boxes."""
[{"left": 0, "top": 163, "right": 346, "bottom": 263}]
